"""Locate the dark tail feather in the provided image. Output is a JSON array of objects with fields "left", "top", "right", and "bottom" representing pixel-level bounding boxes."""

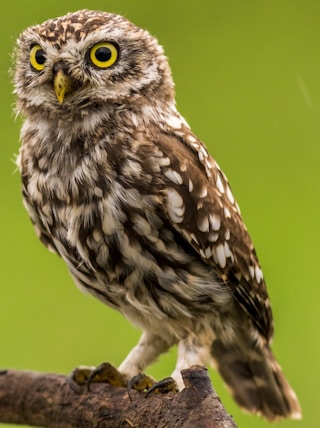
[{"left": 211, "top": 338, "right": 301, "bottom": 420}]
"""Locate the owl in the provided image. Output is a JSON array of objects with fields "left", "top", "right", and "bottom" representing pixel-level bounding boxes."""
[{"left": 14, "top": 9, "right": 301, "bottom": 420}]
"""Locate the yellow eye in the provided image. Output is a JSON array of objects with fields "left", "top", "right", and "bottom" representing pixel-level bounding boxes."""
[
  {"left": 30, "top": 44, "right": 46, "bottom": 71},
  {"left": 89, "top": 42, "right": 118, "bottom": 69}
]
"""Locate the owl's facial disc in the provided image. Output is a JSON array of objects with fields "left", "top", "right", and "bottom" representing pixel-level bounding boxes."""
[
  {"left": 51, "top": 42, "right": 119, "bottom": 104},
  {"left": 16, "top": 10, "right": 175, "bottom": 117}
]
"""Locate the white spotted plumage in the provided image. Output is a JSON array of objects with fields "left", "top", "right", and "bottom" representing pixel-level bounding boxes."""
[{"left": 14, "top": 9, "right": 300, "bottom": 421}]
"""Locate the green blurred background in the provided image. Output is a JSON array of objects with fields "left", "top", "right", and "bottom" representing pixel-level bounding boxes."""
[{"left": 1, "top": 1, "right": 319, "bottom": 427}]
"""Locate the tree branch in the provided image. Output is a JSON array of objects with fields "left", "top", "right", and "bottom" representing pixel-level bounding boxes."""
[{"left": 0, "top": 365, "right": 236, "bottom": 427}]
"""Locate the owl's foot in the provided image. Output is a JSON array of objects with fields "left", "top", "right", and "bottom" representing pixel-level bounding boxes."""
[
  {"left": 71, "top": 362, "right": 127, "bottom": 390},
  {"left": 128, "top": 373, "right": 178, "bottom": 396},
  {"left": 70, "top": 363, "right": 178, "bottom": 396}
]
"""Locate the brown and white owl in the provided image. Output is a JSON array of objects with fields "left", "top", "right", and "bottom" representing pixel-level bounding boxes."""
[{"left": 13, "top": 9, "right": 301, "bottom": 420}]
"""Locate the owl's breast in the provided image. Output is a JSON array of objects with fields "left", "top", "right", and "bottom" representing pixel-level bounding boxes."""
[{"left": 18, "top": 123, "right": 228, "bottom": 329}]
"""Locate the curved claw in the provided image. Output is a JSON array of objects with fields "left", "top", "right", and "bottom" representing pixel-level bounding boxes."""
[
  {"left": 128, "top": 373, "right": 155, "bottom": 392},
  {"left": 86, "top": 362, "right": 126, "bottom": 391},
  {"left": 70, "top": 366, "right": 94, "bottom": 386},
  {"left": 69, "top": 363, "right": 126, "bottom": 391},
  {"left": 145, "top": 376, "right": 178, "bottom": 397}
]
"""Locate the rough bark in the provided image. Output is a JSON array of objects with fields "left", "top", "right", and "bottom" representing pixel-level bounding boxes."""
[{"left": 0, "top": 365, "right": 236, "bottom": 427}]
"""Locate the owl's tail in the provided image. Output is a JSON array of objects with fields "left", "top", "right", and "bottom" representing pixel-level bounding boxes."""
[{"left": 210, "top": 338, "right": 301, "bottom": 420}]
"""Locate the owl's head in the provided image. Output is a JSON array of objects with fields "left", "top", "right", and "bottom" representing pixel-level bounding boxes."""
[{"left": 14, "top": 10, "right": 175, "bottom": 119}]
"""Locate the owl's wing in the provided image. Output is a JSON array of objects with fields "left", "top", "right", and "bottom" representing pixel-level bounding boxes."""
[{"left": 157, "top": 126, "right": 273, "bottom": 340}]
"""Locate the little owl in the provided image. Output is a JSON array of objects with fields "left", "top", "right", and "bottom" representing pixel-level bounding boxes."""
[{"left": 13, "top": 9, "right": 301, "bottom": 420}]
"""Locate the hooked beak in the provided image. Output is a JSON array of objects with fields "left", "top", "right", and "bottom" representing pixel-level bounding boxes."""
[{"left": 53, "top": 68, "right": 72, "bottom": 104}]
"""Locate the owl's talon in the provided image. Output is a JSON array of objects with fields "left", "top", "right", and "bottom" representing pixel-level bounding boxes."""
[
  {"left": 127, "top": 373, "right": 177, "bottom": 398},
  {"left": 70, "top": 366, "right": 94, "bottom": 385},
  {"left": 69, "top": 363, "right": 126, "bottom": 390},
  {"left": 145, "top": 376, "right": 178, "bottom": 397},
  {"left": 127, "top": 373, "right": 155, "bottom": 392},
  {"left": 87, "top": 362, "right": 127, "bottom": 390}
]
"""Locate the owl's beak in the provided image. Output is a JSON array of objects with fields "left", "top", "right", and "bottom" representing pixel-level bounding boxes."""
[{"left": 53, "top": 69, "right": 72, "bottom": 104}]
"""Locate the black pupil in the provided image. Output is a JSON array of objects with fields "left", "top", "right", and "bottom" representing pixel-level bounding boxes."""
[
  {"left": 95, "top": 47, "right": 112, "bottom": 62},
  {"left": 35, "top": 49, "right": 46, "bottom": 65}
]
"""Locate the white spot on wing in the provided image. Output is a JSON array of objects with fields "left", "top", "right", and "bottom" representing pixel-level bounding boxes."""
[
  {"left": 209, "top": 214, "right": 220, "bottom": 231},
  {"left": 167, "top": 115, "right": 183, "bottom": 129},
  {"left": 216, "top": 244, "right": 226, "bottom": 268},
  {"left": 198, "top": 186, "right": 208, "bottom": 198},
  {"left": 164, "top": 169, "right": 183, "bottom": 185},
  {"left": 205, "top": 246, "right": 212, "bottom": 258},
  {"left": 199, "top": 146, "right": 208, "bottom": 158},
  {"left": 205, "top": 159, "right": 214, "bottom": 169},
  {"left": 188, "top": 179, "right": 193, "bottom": 192},
  {"left": 159, "top": 157, "right": 171, "bottom": 166},
  {"left": 226, "top": 185, "right": 235, "bottom": 204},
  {"left": 224, "top": 207, "right": 231, "bottom": 218},
  {"left": 187, "top": 135, "right": 197, "bottom": 143},
  {"left": 208, "top": 232, "right": 219, "bottom": 242},
  {"left": 180, "top": 162, "right": 187, "bottom": 172},
  {"left": 197, "top": 216, "right": 209, "bottom": 232},
  {"left": 212, "top": 248, "right": 218, "bottom": 264},
  {"left": 197, "top": 201, "right": 203, "bottom": 209},
  {"left": 224, "top": 242, "right": 232, "bottom": 258},
  {"left": 249, "top": 265, "right": 255, "bottom": 278},
  {"left": 255, "top": 265, "right": 263, "bottom": 283},
  {"left": 216, "top": 174, "right": 225, "bottom": 194}
]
